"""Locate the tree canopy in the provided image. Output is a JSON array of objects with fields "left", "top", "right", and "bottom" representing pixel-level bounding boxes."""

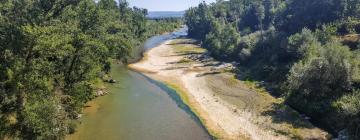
[
  {"left": 0, "top": 0, "right": 181, "bottom": 139},
  {"left": 185, "top": 0, "right": 360, "bottom": 138}
]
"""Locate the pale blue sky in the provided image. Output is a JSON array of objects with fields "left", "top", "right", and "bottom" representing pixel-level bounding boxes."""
[{"left": 128, "top": 0, "right": 216, "bottom": 11}]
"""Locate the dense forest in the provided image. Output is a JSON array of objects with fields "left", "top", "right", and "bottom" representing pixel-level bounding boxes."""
[
  {"left": 0, "top": 0, "right": 180, "bottom": 139},
  {"left": 185, "top": 0, "right": 360, "bottom": 139}
]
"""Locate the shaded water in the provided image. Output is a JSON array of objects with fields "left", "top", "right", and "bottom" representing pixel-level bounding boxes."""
[{"left": 67, "top": 27, "right": 211, "bottom": 140}]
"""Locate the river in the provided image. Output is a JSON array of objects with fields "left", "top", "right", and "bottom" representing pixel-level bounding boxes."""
[{"left": 67, "top": 27, "right": 212, "bottom": 140}]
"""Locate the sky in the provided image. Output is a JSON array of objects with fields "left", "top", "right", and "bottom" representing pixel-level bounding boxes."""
[{"left": 128, "top": 0, "right": 216, "bottom": 11}]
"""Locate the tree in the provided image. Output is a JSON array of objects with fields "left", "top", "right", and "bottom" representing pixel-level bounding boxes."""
[
  {"left": 185, "top": 0, "right": 360, "bottom": 138},
  {"left": 334, "top": 89, "right": 360, "bottom": 139},
  {"left": 0, "top": 0, "right": 181, "bottom": 139},
  {"left": 98, "top": 0, "right": 118, "bottom": 10},
  {"left": 256, "top": 4, "right": 265, "bottom": 40},
  {"left": 185, "top": 2, "right": 212, "bottom": 40},
  {"left": 286, "top": 28, "right": 319, "bottom": 60},
  {"left": 275, "top": 0, "right": 342, "bottom": 34},
  {"left": 285, "top": 42, "right": 354, "bottom": 116}
]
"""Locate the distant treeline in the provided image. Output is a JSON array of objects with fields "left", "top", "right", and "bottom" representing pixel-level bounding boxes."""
[
  {"left": 146, "top": 11, "right": 185, "bottom": 19},
  {"left": 0, "top": 0, "right": 180, "bottom": 139},
  {"left": 147, "top": 17, "right": 183, "bottom": 35},
  {"left": 185, "top": 0, "right": 360, "bottom": 139},
  {"left": 147, "top": 17, "right": 182, "bottom": 21}
]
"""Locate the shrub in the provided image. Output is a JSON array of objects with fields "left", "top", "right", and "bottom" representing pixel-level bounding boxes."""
[{"left": 334, "top": 90, "right": 360, "bottom": 139}]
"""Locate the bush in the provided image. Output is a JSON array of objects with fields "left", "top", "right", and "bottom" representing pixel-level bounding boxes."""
[
  {"left": 22, "top": 94, "right": 67, "bottom": 139},
  {"left": 284, "top": 40, "right": 358, "bottom": 135},
  {"left": 334, "top": 90, "right": 360, "bottom": 139},
  {"left": 285, "top": 42, "right": 353, "bottom": 99},
  {"left": 287, "top": 28, "right": 318, "bottom": 60},
  {"left": 337, "top": 18, "right": 360, "bottom": 35}
]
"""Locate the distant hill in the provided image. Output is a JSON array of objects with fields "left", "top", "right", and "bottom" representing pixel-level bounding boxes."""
[{"left": 147, "top": 11, "right": 185, "bottom": 18}]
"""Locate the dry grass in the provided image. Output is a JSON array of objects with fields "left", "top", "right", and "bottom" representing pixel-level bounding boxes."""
[
  {"left": 177, "top": 58, "right": 192, "bottom": 64},
  {"left": 340, "top": 34, "right": 360, "bottom": 42},
  {"left": 173, "top": 45, "right": 205, "bottom": 54}
]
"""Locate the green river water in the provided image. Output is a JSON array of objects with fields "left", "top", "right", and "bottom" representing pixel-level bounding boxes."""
[{"left": 67, "top": 29, "right": 212, "bottom": 140}]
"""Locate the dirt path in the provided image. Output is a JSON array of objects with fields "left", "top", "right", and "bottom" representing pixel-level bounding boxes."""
[{"left": 129, "top": 39, "right": 329, "bottom": 140}]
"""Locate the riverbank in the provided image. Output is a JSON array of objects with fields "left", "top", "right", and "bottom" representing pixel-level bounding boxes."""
[
  {"left": 129, "top": 38, "right": 329, "bottom": 140},
  {"left": 67, "top": 63, "right": 211, "bottom": 140}
]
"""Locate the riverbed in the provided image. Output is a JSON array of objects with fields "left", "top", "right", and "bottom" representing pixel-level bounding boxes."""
[
  {"left": 67, "top": 28, "right": 211, "bottom": 140},
  {"left": 129, "top": 38, "right": 329, "bottom": 139}
]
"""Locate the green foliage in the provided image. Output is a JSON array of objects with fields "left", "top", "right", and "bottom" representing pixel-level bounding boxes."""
[
  {"left": 0, "top": 0, "right": 181, "bottom": 139},
  {"left": 185, "top": 2, "right": 213, "bottom": 40},
  {"left": 22, "top": 94, "right": 67, "bottom": 139},
  {"left": 285, "top": 42, "right": 354, "bottom": 113},
  {"left": 337, "top": 17, "right": 360, "bottom": 34},
  {"left": 334, "top": 90, "right": 360, "bottom": 139},
  {"left": 335, "top": 90, "right": 360, "bottom": 116},
  {"left": 204, "top": 21, "right": 241, "bottom": 60},
  {"left": 275, "top": 0, "right": 360, "bottom": 34},
  {"left": 287, "top": 29, "right": 319, "bottom": 60},
  {"left": 145, "top": 18, "right": 182, "bottom": 37},
  {"left": 185, "top": 0, "right": 360, "bottom": 138}
]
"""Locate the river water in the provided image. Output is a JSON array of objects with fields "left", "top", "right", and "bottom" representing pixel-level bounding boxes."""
[{"left": 67, "top": 27, "right": 211, "bottom": 140}]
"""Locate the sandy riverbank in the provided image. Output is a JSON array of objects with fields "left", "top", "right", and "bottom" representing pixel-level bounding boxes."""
[{"left": 129, "top": 39, "right": 329, "bottom": 140}]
